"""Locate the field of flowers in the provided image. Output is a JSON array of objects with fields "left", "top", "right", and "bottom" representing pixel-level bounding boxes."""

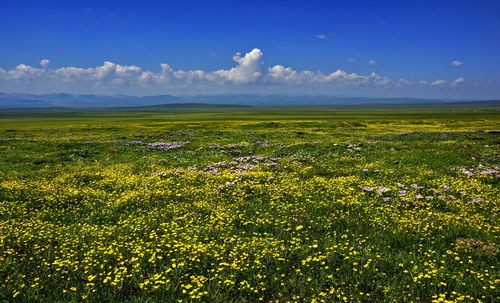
[{"left": 0, "top": 110, "right": 498, "bottom": 302}]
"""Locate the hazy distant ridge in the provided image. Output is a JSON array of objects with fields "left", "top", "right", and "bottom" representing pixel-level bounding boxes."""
[{"left": 0, "top": 92, "right": 496, "bottom": 109}]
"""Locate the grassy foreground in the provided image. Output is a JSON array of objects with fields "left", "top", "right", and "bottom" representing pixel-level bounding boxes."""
[{"left": 0, "top": 108, "right": 498, "bottom": 302}]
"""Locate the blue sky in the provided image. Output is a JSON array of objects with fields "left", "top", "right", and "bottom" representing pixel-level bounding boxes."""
[{"left": 1, "top": 0, "right": 499, "bottom": 98}]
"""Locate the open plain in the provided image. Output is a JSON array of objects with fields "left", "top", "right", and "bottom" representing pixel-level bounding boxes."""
[{"left": 0, "top": 107, "right": 498, "bottom": 302}]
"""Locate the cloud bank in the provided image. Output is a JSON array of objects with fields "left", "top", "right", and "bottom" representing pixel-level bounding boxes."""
[{"left": 0, "top": 48, "right": 466, "bottom": 95}]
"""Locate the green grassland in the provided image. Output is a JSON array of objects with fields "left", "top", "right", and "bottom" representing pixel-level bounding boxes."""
[{"left": 0, "top": 107, "right": 498, "bottom": 302}]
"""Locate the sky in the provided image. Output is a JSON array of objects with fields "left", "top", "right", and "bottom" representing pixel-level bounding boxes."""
[{"left": 1, "top": 0, "right": 499, "bottom": 99}]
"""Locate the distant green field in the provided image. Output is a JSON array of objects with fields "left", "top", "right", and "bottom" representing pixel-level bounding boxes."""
[
  {"left": 0, "top": 108, "right": 498, "bottom": 302},
  {"left": 0, "top": 106, "right": 498, "bottom": 128}
]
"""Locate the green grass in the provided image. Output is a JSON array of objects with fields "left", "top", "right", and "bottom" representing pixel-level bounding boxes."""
[{"left": 0, "top": 108, "right": 498, "bottom": 302}]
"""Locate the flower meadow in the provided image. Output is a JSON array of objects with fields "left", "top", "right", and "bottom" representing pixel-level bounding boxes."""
[{"left": 0, "top": 112, "right": 498, "bottom": 302}]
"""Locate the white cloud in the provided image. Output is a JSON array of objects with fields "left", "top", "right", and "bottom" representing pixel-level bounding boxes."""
[
  {"left": 0, "top": 48, "right": 466, "bottom": 94},
  {"left": 451, "top": 60, "right": 463, "bottom": 67},
  {"left": 451, "top": 77, "right": 465, "bottom": 86},
  {"left": 94, "top": 61, "right": 143, "bottom": 81},
  {"left": 265, "top": 66, "right": 391, "bottom": 87},
  {"left": 0, "top": 64, "right": 45, "bottom": 80},
  {"left": 397, "top": 78, "right": 410, "bottom": 86},
  {"left": 347, "top": 58, "right": 356, "bottom": 63},
  {"left": 54, "top": 66, "right": 94, "bottom": 82},
  {"left": 368, "top": 59, "right": 378, "bottom": 66},
  {"left": 431, "top": 80, "right": 446, "bottom": 86},
  {"left": 367, "top": 72, "right": 390, "bottom": 86},
  {"left": 316, "top": 33, "right": 334, "bottom": 40},
  {"left": 208, "top": 48, "right": 263, "bottom": 84},
  {"left": 267, "top": 65, "right": 300, "bottom": 84},
  {"left": 0, "top": 50, "right": 264, "bottom": 92},
  {"left": 40, "top": 59, "right": 50, "bottom": 68}
]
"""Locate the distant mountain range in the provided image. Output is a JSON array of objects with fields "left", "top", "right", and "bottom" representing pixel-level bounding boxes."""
[
  {"left": 0, "top": 93, "right": 182, "bottom": 109},
  {"left": 0, "top": 92, "right": 498, "bottom": 109}
]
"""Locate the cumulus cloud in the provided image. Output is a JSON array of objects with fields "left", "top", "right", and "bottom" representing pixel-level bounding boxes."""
[
  {"left": 0, "top": 48, "right": 463, "bottom": 94},
  {"left": 368, "top": 59, "right": 378, "bottom": 66},
  {"left": 208, "top": 48, "right": 263, "bottom": 84},
  {"left": 0, "top": 50, "right": 264, "bottom": 92},
  {"left": 1, "top": 64, "right": 45, "bottom": 80},
  {"left": 265, "top": 65, "right": 391, "bottom": 87},
  {"left": 451, "top": 60, "right": 463, "bottom": 67},
  {"left": 451, "top": 77, "right": 465, "bottom": 86},
  {"left": 267, "top": 65, "right": 300, "bottom": 83},
  {"left": 431, "top": 80, "right": 446, "bottom": 86}
]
